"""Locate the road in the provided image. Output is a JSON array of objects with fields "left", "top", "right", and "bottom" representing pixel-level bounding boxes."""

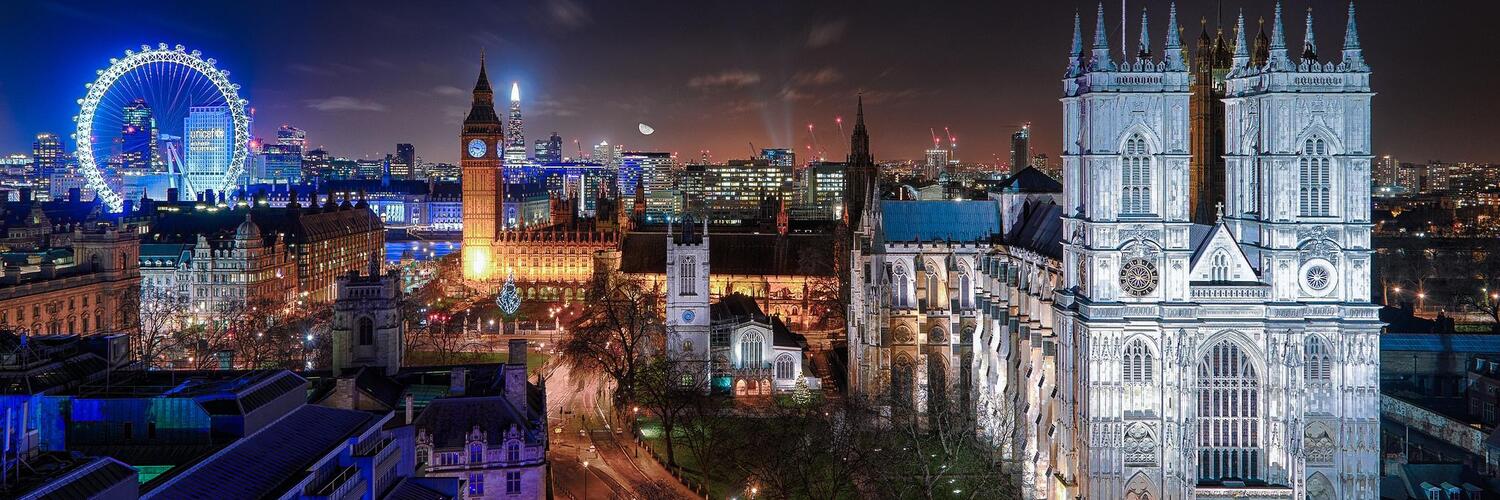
[{"left": 544, "top": 357, "right": 699, "bottom": 499}]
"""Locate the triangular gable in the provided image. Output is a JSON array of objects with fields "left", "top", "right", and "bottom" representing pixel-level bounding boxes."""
[{"left": 1188, "top": 223, "right": 1258, "bottom": 283}]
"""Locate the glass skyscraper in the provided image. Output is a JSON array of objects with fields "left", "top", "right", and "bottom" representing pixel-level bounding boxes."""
[{"left": 183, "top": 106, "right": 235, "bottom": 195}]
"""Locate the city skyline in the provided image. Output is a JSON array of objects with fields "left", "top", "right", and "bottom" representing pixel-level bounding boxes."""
[{"left": 1, "top": 1, "right": 1495, "bottom": 166}]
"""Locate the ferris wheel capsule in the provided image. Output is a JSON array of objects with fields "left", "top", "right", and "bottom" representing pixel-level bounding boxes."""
[
  {"left": 124, "top": 49, "right": 133, "bottom": 56},
  {"left": 158, "top": 43, "right": 168, "bottom": 50},
  {"left": 109, "top": 58, "right": 118, "bottom": 65},
  {"left": 205, "top": 58, "right": 216, "bottom": 66},
  {"left": 174, "top": 44, "right": 185, "bottom": 52},
  {"left": 190, "top": 50, "right": 201, "bottom": 57},
  {"left": 140, "top": 44, "right": 151, "bottom": 52}
]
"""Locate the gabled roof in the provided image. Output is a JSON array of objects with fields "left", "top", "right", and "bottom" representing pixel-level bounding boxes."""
[
  {"left": 1187, "top": 223, "right": 1260, "bottom": 283},
  {"left": 711, "top": 293, "right": 806, "bottom": 348},
  {"left": 413, "top": 396, "right": 540, "bottom": 448},
  {"left": 995, "top": 166, "right": 1063, "bottom": 193},
  {"left": 1004, "top": 200, "right": 1063, "bottom": 260},
  {"left": 880, "top": 200, "right": 1002, "bottom": 243}
]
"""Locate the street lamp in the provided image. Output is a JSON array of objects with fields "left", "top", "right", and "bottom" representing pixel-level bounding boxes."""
[
  {"left": 633, "top": 406, "right": 641, "bottom": 457},
  {"left": 582, "top": 460, "right": 591, "bottom": 499}
]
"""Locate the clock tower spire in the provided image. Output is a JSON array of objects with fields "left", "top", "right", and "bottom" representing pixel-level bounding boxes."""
[{"left": 461, "top": 51, "right": 505, "bottom": 281}]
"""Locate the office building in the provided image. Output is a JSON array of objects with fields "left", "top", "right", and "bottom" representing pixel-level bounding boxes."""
[{"left": 183, "top": 106, "right": 235, "bottom": 196}]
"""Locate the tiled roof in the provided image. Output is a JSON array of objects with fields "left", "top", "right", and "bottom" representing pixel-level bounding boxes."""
[
  {"left": 1004, "top": 200, "right": 1063, "bottom": 260},
  {"left": 143, "top": 404, "right": 380, "bottom": 499},
  {"left": 880, "top": 200, "right": 1002, "bottom": 243},
  {"left": 413, "top": 396, "right": 538, "bottom": 448},
  {"left": 711, "top": 293, "right": 805, "bottom": 348},
  {"left": 995, "top": 166, "right": 1062, "bottom": 193},
  {"left": 19, "top": 456, "right": 136, "bottom": 500}
]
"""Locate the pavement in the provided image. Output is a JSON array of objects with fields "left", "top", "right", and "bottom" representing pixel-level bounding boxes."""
[{"left": 545, "top": 357, "right": 699, "bottom": 499}]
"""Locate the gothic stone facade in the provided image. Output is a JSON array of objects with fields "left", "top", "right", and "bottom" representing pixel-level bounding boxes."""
[{"left": 848, "top": 4, "right": 1380, "bottom": 499}]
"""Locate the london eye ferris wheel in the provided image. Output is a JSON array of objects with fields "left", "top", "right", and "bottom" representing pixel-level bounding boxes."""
[{"left": 73, "top": 43, "right": 250, "bottom": 212}]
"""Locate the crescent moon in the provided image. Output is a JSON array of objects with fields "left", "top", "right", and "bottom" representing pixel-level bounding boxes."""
[{"left": 638, "top": 123, "right": 655, "bottom": 135}]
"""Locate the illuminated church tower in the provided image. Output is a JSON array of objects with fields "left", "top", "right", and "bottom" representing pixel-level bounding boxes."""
[
  {"left": 665, "top": 217, "right": 711, "bottom": 387},
  {"left": 461, "top": 53, "right": 504, "bottom": 280}
]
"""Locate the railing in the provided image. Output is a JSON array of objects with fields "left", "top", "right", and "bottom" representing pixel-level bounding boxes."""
[
  {"left": 308, "top": 464, "right": 363, "bottom": 499},
  {"left": 1190, "top": 286, "right": 1269, "bottom": 301}
]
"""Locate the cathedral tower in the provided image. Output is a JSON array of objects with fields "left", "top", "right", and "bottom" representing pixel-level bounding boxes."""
[
  {"left": 461, "top": 53, "right": 504, "bottom": 280},
  {"left": 665, "top": 217, "right": 711, "bottom": 387},
  {"left": 1054, "top": 4, "right": 1380, "bottom": 498},
  {"left": 1218, "top": 6, "right": 1380, "bottom": 494},
  {"left": 1057, "top": 4, "right": 1194, "bottom": 497}
]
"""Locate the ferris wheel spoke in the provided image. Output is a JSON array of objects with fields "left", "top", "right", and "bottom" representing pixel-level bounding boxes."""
[{"left": 75, "top": 46, "right": 248, "bottom": 213}]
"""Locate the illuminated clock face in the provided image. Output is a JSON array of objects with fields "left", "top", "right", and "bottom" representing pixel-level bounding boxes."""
[
  {"left": 681, "top": 310, "right": 695, "bottom": 322},
  {"left": 467, "top": 139, "right": 487, "bottom": 158}
]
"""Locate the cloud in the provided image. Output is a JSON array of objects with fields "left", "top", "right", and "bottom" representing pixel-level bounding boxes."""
[
  {"left": 688, "top": 70, "right": 762, "bottom": 89},
  {"left": 725, "top": 99, "right": 766, "bottom": 114},
  {"left": 289, "top": 62, "right": 361, "bottom": 77},
  {"left": 532, "top": 97, "right": 580, "bottom": 117},
  {"left": 779, "top": 87, "right": 813, "bottom": 101},
  {"left": 792, "top": 67, "right": 843, "bottom": 86},
  {"left": 807, "top": 19, "right": 848, "bottom": 48},
  {"left": 859, "top": 88, "right": 926, "bottom": 105},
  {"left": 431, "top": 85, "right": 467, "bottom": 97},
  {"left": 305, "top": 96, "right": 389, "bottom": 112},
  {"left": 546, "top": 0, "right": 592, "bottom": 29}
]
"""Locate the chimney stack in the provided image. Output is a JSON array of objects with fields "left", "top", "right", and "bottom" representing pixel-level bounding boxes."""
[
  {"left": 506, "top": 339, "right": 529, "bottom": 415},
  {"left": 449, "top": 367, "right": 467, "bottom": 396}
]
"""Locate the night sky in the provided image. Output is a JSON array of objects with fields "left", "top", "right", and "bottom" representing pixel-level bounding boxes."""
[{"left": 1, "top": 1, "right": 1495, "bottom": 166}]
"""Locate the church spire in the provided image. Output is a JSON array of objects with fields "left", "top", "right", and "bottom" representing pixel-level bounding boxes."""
[
  {"left": 474, "top": 50, "right": 492, "bottom": 97},
  {"left": 1164, "top": 3, "right": 1186, "bottom": 71},
  {"left": 1266, "top": 2, "right": 1293, "bottom": 71},
  {"left": 1231, "top": 10, "right": 1250, "bottom": 71},
  {"left": 1342, "top": 1, "right": 1367, "bottom": 71},
  {"left": 1066, "top": 10, "right": 1085, "bottom": 77},
  {"left": 1137, "top": 7, "right": 1151, "bottom": 60},
  {"left": 850, "top": 94, "right": 871, "bottom": 165},
  {"left": 1090, "top": 3, "right": 1115, "bottom": 71},
  {"left": 1302, "top": 7, "right": 1318, "bottom": 61}
]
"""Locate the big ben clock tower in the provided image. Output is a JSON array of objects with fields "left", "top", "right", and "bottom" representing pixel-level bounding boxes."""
[{"left": 461, "top": 52, "right": 504, "bottom": 281}]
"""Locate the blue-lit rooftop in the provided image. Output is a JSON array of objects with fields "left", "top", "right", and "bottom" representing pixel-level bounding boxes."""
[{"left": 880, "top": 200, "right": 1001, "bottom": 243}]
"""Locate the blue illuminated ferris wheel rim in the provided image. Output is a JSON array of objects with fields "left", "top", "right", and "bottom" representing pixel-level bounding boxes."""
[{"left": 73, "top": 44, "right": 250, "bottom": 212}]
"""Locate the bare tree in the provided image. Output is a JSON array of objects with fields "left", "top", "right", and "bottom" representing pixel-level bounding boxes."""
[
  {"left": 559, "top": 272, "right": 662, "bottom": 406},
  {"left": 133, "top": 288, "right": 188, "bottom": 368},
  {"left": 675, "top": 391, "right": 739, "bottom": 496},
  {"left": 635, "top": 356, "right": 707, "bottom": 468},
  {"left": 863, "top": 386, "right": 1021, "bottom": 500},
  {"left": 732, "top": 404, "right": 866, "bottom": 499}
]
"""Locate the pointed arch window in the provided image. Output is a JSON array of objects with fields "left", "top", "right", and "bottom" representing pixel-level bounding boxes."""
[
  {"left": 740, "top": 331, "right": 764, "bottom": 368},
  {"left": 892, "top": 266, "right": 911, "bottom": 308},
  {"left": 1122, "top": 135, "right": 1153, "bottom": 215},
  {"left": 1305, "top": 336, "right": 1332, "bottom": 382},
  {"left": 358, "top": 317, "right": 374, "bottom": 346},
  {"left": 958, "top": 272, "right": 973, "bottom": 309},
  {"left": 679, "top": 256, "right": 696, "bottom": 296},
  {"left": 1123, "top": 338, "right": 1154, "bottom": 384},
  {"left": 775, "top": 353, "right": 794, "bottom": 379},
  {"left": 1197, "top": 341, "right": 1261, "bottom": 483},
  {"left": 1210, "top": 252, "right": 1230, "bottom": 282},
  {"left": 1123, "top": 337, "right": 1156, "bottom": 416},
  {"left": 1299, "top": 138, "right": 1332, "bottom": 216}
]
